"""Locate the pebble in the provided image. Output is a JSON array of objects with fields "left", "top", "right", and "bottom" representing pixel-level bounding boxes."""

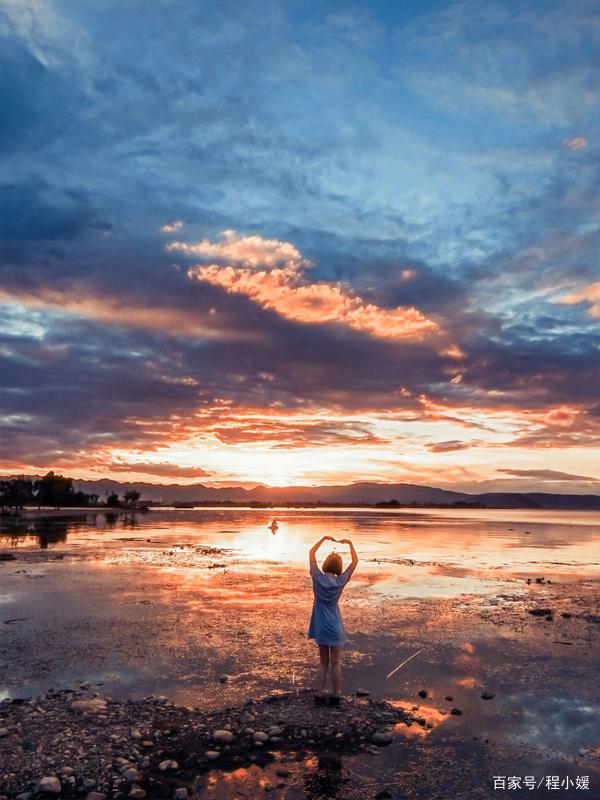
[
  {"left": 356, "top": 688, "right": 371, "bottom": 697},
  {"left": 37, "top": 776, "right": 62, "bottom": 795},
  {"left": 70, "top": 699, "right": 107, "bottom": 714},
  {"left": 218, "top": 674, "right": 229, "bottom": 683},
  {"left": 123, "top": 768, "right": 142, "bottom": 783},
  {"left": 418, "top": 689, "right": 428, "bottom": 699},
  {"left": 86, "top": 793, "right": 106, "bottom": 800},
  {"left": 374, "top": 791, "right": 394, "bottom": 799},
  {"left": 253, "top": 731, "right": 269, "bottom": 743},
  {"left": 158, "top": 759, "right": 178, "bottom": 770},
  {"left": 212, "top": 729, "right": 234, "bottom": 744},
  {"left": 174, "top": 790, "right": 188, "bottom": 799},
  {"left": 205, "top": 750, "right": 220, "bottom": 760},
  {"left": 444, "top": 695, "right": 453, "bottom": 701},
  {"left": 481, "top": 691, "right": 495, "bottom": 700},
  {"left": 129, "top": 787, "right": 146, "bottom": 799},
  {"left": 450, "top": 707, "right": 463, "bottom": 716},
  {"left": 371, "top": 731, "right": 393, "bottom": 746}
]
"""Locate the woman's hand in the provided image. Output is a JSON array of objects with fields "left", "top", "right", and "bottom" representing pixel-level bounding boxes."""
[
  {"left": 323, "top": 535, "right": 336, "bottom": 542},
  {"left": 339, "top": 538, "right": 352, "bottom": 545}
]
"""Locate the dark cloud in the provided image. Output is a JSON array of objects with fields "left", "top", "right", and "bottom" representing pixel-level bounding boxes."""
[{"left": 498, "top": 469, "right": 599, "bottom": 482}]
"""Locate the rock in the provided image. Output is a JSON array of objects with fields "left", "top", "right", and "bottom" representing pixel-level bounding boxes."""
[
  {"left": 418, "top": 689, "right": 428, "bottom": 699},
  {"left": 375, "top": 791, "right": 394, "bottom": 799},
  {"left": 70, "top": 699, "right": 107, "bottom": 714},
  {"left": 123, "top": 768, "right": 142, "bottom": 783},
  {"left": 268, "top": 726, "right": 283, "bottom": 736},
  {"left": 275, "top": 769, "right": 290, "bottom": 778},
  {"left": 450, "top": 707, "right": 462, "bottom": 716},
  {"left": 528, "top": 608, "right": 553, "bottom": 617},
  {"left": 444, "top": 695, "right": 453, "bottom": 701},
  {"left": 371, "top": 731, "right": 392, "bottom": 746},
  {"left": 218, "top": 674, "right": 229, "bottom": 683},
  {"left": 129, "top": 788, "right": 146, "bottom": 799},
  {"left": 356, "top": 688, "right": 370, "bottom": 697},
  {"left": 205, "top": 750, "right": 220, "bottom": 760},
  {"left": 0, "top": 727, "right": 8, "bottom": 737},
  {"left": 130, "top": 729, "right": 142, "bottom": 739},
  {"left": 481, "top": 691, "right": 495, "bottom": 700},
  {"left": 174, "top": 790, "right": 188, "bottom": 799},
  {"left": 83, "top": 781, "right": 97, "bottom": 790},
  {"left": 561, "top": 612, "right": 572, "bottom": 618},
  {"left": 86, "top": 794, "right": 106, "bottom": 800},
  {"left": 158, "top": 759, "right": 178, "bottom": 770},
  {"left": 212, "top": 729, "right": 234, "bottom": 744},
  {"left": 253, "top": 731, "right": 269, "bottom": 743},
  {"left": 36, "top": 776, "right": 62, "bottom": 795}
]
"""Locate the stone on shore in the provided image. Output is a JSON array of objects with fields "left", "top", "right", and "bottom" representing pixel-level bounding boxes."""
[
  {"left": 70, "top": 698, "right": 107, "bottom": 714},
  {"left": 212, "top": 729, "right": 234, "bottom": 744},
  {"left": 371, "top": 731, "right": 393, "bottom": 746},
  {"left": 158, "top": 759, "right": 179, "bottom": 770},
  {"left": 36, "top": 776, "right": 61, "bottom": 795}
]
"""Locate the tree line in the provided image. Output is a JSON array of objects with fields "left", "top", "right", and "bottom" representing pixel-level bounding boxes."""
[{"left": 0, "top": 472, "right": 140, "bottom": 514}]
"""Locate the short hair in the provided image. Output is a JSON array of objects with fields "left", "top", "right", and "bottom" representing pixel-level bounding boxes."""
[{"left": 322, "top": 552, "right": 343, "bottom": 575}]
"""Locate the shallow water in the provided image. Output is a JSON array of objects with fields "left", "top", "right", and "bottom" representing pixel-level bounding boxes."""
[{"left": 1, "top": 508, "right": 599, "bottom": 798}]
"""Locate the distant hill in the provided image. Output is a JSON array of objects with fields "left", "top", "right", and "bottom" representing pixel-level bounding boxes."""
[{"left": 59, "top": 478, "right": 600, "bottom": 510}]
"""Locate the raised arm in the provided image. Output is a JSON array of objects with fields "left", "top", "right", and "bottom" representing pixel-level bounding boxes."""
[
  {"left": 339, "top": 538, "right": 358, "bottom": 576},
  {"left": 309, "top": 535, "right": 335, "bottom": 565}
]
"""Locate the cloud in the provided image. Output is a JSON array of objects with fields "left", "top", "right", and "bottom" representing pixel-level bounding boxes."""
[
  {"left": 161, "top": 220, "right": 184, "bottom": 233},
  {"left": 557, "top": 281, "right": 600, "bottom": 318},
  {"left": 562, "top": 137, "right": 587, "bottom": 151},
  {"left": 107, "top": 462, "right": 211, "bottom": 479},
  {"left": 176, "top": 231, "right": 438, "bottom": 340},
  {"left": 428, "top": 440, "right": 472, "bottom": 453},
  {"left": 498, "top": 468, "right": 599, "bottom": 483}
]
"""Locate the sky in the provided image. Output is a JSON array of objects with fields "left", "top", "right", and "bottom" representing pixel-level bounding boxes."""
[{"left": 1, "top": 0, "right": 599, "bottom": 494}]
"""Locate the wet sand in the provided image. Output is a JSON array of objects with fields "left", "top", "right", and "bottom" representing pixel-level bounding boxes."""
[{"left": 0, "top": 508, "right": 599, "bottom": 799}]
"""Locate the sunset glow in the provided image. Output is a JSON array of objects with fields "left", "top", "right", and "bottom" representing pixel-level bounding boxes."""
[{"left": 1, "top": 1, "right": 599, "bottom": 495}]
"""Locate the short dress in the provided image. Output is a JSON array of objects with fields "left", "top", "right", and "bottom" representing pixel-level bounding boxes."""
[{"left": 307, "top": 561, "right": 353, "bottom": 646}]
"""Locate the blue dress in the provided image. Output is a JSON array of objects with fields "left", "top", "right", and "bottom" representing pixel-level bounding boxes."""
[{"left": 307, "top": 562, "right": 353, "bottom": 646}]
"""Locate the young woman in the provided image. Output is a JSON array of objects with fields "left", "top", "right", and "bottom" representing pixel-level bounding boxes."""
[{"left": 308, "top": 535, "right": 358, "bottom": 706}]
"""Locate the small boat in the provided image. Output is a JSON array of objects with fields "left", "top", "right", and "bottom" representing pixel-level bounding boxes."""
[{"left": 268, "top": 519, "right": 279, "bottom": 532}]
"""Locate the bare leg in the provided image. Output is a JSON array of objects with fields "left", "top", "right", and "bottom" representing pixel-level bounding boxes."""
[
  {"left": 316, "top": 644, "right": 330, "bottom": 694},
  {"left": 330, "top": 646, "right": 342, "bottom": 697}
]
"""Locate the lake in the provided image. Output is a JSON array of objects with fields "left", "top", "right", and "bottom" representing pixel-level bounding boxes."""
[{"left": 1, "top": 507, "right": 599, "bottom": 798}]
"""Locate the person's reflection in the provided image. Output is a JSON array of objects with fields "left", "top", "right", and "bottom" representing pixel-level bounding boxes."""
[{"left": 303, "top": 754, "right": 347, "bottom": 798}]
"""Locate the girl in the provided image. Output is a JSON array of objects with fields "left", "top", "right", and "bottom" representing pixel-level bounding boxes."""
[{"left": 308, "top": 535, "right": 358, "bottom": 706}]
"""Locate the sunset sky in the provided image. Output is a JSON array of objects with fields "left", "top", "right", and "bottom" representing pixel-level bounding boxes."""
[{"left": 1, "top": 0, "right": 599, "bottom": 494}]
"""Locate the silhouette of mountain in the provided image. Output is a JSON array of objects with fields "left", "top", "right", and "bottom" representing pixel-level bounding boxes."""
[{"left": 58, "top": 478, "right": 600, "bottom": 509}]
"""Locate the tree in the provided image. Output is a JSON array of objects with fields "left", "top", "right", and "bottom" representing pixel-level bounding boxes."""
[
  {"left": 106, "top": 492, "right": 120, "bottom": 508},
  {"left": 34, "top": 472, "right": 75, "bottom": 507},
  {"left": 0, "top": 477, "right": 33, "bottom": 514},
  {"left": 123, "top": 490, "right": 141, "bottom": 507}
]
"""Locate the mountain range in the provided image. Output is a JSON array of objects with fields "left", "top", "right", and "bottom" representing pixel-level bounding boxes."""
[{"left": 65, "top": 478, "right": 600, "bottom": 510}]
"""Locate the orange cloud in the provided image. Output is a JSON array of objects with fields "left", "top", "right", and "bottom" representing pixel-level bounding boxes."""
[
  {"left": 174, "top": 231, "right": 437, "bottom": 340},
  {"left": 161, "top": 220, "right": 183, "bottom": 233},
  {"left": 558, "top": 281, "right": 600, "bottom": 318},
  {"left": 562, "top": 136, "right": 587, "bottom": 151}
]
